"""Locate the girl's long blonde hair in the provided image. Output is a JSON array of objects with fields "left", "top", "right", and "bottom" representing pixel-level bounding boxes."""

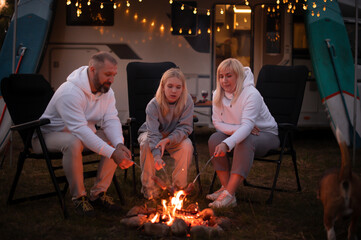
[
  {"left": 213, "top": 58, "right": 245, "bottom": 108},
  {"left": 155, "top": 68, "right": 188, "bottom": 117}
]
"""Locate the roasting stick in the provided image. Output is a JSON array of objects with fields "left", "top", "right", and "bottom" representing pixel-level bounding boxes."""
[{"left": 192, "top": 156, "right": 214, "bottom": 184}]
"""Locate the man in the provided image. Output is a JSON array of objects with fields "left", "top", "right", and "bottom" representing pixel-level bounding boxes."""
[{"left": 32, "top": 52, "right": 133, "bottom": 216}]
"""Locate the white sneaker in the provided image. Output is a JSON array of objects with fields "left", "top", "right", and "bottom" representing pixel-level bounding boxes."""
[
  {"left": 206, "top": 186, "right": 225, "bottom": 201},
  {"left": 208, "top": 190, "right": 237, "bottom": 208}
]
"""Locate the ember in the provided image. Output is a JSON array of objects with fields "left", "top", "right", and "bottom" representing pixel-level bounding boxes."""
[{"left": 121, "top": 190, "right": 231, "bottom": 238}]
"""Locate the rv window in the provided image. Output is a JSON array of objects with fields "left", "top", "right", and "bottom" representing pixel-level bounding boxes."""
[
  {"left": 66, "top": 1, "right": 114, "bottom": 26},
  {"left": 292, "top": 16, "right": 309, "bottom": 58},
  {"left": 171, "top": 1, "right": 197, "bottom": 35},
  {"left": 266, "top": 12, "right": 281, "bottom": 54}
]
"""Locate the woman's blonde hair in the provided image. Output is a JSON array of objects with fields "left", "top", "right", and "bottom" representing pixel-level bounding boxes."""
[
  {"left": 155, "top": 68, "right": 188, "bottom": 117},
  {"left": 213, "top": 58, "right": 245, "bottom": 108}
]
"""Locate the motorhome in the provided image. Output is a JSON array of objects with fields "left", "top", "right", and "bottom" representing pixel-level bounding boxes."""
[{"left": 3, "top": 0, "right": 361, "bottom": 127}]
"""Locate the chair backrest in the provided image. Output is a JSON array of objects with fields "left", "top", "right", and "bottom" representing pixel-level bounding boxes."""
[
  {"left": 126, "top": 61, "right": 177, "bottom": 140},
  {"left": 256, "top": 65, "right": 308, "bottom": 126},
  {"left": 1, "top": 74, "right": 54, "bottom": 143}
]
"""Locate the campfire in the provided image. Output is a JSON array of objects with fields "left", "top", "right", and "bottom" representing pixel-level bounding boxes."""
[{"left": 120, "top": 188, "right": 231, "bottom": 238}]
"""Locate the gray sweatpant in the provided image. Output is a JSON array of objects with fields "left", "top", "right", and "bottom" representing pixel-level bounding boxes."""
[{"left": 208, "top": 131, "right": 280, "bottom": 178}]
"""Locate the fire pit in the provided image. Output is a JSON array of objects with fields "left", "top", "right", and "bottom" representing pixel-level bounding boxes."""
[{"left": 120, "top": 190, "right": 231, "bottom": 238}]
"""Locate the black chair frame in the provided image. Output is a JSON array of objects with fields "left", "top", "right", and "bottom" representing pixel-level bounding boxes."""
[
  {"left": 2, "top": 74, "right": 124, "bottom": 218},
  {"left": 209, "top": 65, "right": 308, "bottom": 204}
]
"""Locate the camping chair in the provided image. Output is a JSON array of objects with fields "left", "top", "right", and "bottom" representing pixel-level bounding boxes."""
[
  {"left": 125, "top": 61, "right": 202, "bottom": 194},
  {"left": 1, "top": 74, "right": 124, "bottom": 218},
  {"left": 209, "top": 65, "right": 308, "bottom": 204}
]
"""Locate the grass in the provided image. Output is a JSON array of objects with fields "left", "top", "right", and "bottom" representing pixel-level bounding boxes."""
[{"left": 0, "top": 126, "right": 360, "bottom": 240}]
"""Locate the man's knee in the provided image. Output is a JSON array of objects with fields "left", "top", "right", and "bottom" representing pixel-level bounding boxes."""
[{"left": 62, "top": 135, "right": 84, "bottom": 153}]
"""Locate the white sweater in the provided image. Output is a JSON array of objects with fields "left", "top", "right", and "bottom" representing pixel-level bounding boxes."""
[
  {"left": 212, "top": 67, "right": 278, "bottom": 151},
  {"left": 39, "top": 66, "right": 124, "bottom": 159}
]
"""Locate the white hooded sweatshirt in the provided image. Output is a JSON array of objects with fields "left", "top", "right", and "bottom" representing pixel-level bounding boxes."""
[
  {"left": 212, "top": 67, "right": 278, "bottom": 151},
  {"left": 39, "top": 66, "right": 123, "bottom": 159}
]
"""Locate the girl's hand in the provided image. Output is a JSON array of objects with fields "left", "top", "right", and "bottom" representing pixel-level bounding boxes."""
[
  {"left": 251, "top": 126, "right": 260, "bottom": 136},
  {"left": 214, "top": 142, "right": 228, "bottom": 157},
  {"left": 154, "top": 155, "right": 165, "bottom": 170},
  {"left": 155, "top": 138, "right": 170, "bottom": 157}
]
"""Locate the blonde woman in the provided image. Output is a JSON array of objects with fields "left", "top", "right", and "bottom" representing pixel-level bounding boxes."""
[
  {"left": 138, "top": 68, "right": 194, "bottom": 200},
  {"left": 207, "top": 58, "right": 279, "bottom": 208}
]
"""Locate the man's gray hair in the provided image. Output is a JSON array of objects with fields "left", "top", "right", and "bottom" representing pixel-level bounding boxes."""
[{"left": 89, "top": 51, "right": 117, "bottom": 68}]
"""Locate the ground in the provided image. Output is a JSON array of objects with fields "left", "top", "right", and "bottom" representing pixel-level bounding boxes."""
[{"left": 0, "top": 126, "right": 360, "bottom": 239}]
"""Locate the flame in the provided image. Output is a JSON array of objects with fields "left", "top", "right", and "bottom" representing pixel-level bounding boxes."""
[{"left": 148, "top": 190, "right": 206, "bottom": 226}]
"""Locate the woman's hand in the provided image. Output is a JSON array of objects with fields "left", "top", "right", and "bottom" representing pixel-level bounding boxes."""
[
  {"left": 214, "top": 142, "right": 229, "bottom": 157},
  {"left": 154, "top": 155, "right": 165, "bottom": 171},
  {"left": 155, "top": 138, "right": 170, "bottom": 157},
  {"left": 251, "top": 126, "right": 260, "bottom": 136}
]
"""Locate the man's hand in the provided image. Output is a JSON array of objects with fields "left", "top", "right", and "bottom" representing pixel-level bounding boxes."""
[
  {"left": 112, "top": 143, "right": 133, "bottom": 169},
  {"left": 154, "top": 155, "right": 165, "bottom": 171},
  {"left": 155, "top": 138, "right": 170, "bottom": 157},
  {"left": 214, "top": 142, "right": 229, "bottom": 157}
]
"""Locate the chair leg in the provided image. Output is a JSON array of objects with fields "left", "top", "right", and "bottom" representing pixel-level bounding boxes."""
[
  {"left": 209, "top": 172, "right": 217, "bottom": 194},
  {"left": 112, "top": 175, "right": 125, "bottom": 205},
  {"left": 266, "top": 158, "right": 282, "bottom": 205},
  {"left": 123, "top": 169, "right": 128, "bottom": 182},
  {"left": 37, "top": 129, "right": 68, "bottom": 218},
  {"left": 132, "top": 163, "right": 136, "bottom": 194},
  {"left": 193, "top": 150, "right": 202, "bottom": 194},
  {"left": 291, "top": 150, "right": 302, "bottom": 191},
  {"left": 7, "top": 152, "right": 26, "bottom": 205}
]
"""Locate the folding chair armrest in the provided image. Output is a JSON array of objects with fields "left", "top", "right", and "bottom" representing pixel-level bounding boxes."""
[{"left": 10, "top": 118, "right": 50, "bottom": 131}]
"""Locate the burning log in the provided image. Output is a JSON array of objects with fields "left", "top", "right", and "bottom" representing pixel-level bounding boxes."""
[
  {"left": 197, "top": 208, "right": 214, "bottom": 221},
  {"left": 143, "top": 222, "right": 170, "bottom": 237},
  {"left": 126, "top": 205, "right": 155, "bottom": 217}
]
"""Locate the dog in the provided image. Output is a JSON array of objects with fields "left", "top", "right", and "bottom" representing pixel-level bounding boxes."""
[{"left": 318, "top": 129, "right": 361, "bottom": 240}]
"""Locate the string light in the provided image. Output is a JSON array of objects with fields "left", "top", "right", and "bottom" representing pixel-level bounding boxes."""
[{"left": 65, "top": 0, "right": 324, "bottom": 33}]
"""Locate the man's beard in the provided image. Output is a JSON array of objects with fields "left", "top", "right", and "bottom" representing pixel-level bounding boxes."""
[{"left": 93, "top": 72, "right": 110, "bottom": 93}]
